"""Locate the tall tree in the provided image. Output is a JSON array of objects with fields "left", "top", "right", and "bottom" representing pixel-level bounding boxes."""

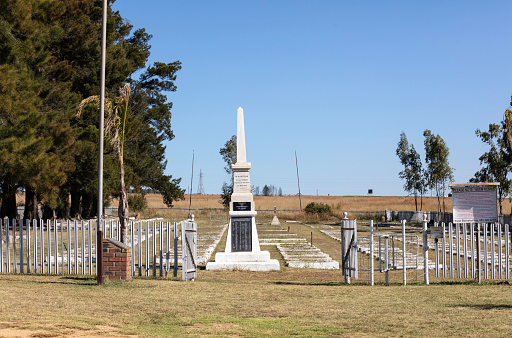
[
  {"left": 472, "top": 117, "right": 512, "bottom": 214},
  {"left": 423, "top": 129, "right": 454, "bottom": 215},
  {"left": 0, "top": 0, "right": 184, "bottom": 219},
  {"left": 219, "top": 135, "right": 236, "bottom": 210},
  {"left": 396, "top": 132, "right": 426, "bottom": 211},
  {"left": 0, "top": 0, "right": 78, "bottom": 219}
]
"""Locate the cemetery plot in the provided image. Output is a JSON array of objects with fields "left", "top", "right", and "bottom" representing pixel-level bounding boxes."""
[
  {"left": 129, "top": 220, "right": 227, "bottom": 275},
  {"left": 258, "top": 229, "right": 339, "bottom": 269},
  {"left": 321, "top": 225, "right": 429, "bottom": 284},
  {"left": 166, "top": 222, "right": 227, "bottom": 266}
]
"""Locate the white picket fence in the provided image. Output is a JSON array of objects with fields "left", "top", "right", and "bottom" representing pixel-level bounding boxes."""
[
  {"left": 354, "top": 219, "right": 511, "bottom": 285},
  {"left": 430, "top": 222, "right": 511, "bottom": 282},
  {"left": 0, "top": 218, "right": 195, "bottom": 279}
]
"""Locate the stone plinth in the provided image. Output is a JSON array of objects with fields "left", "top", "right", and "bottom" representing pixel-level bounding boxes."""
[
  {"left": 102, "top": 238, "right": 131, "bottom": 281},
  {"left": 206, "top": 251, "right": 280, "bottom": 271},
  {"left": 206, "top": 213, "right": 280, "bottom": 271}
]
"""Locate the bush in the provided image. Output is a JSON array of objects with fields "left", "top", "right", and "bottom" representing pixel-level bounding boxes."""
[
  {"left": 128, "top": 194, "right": 148, "bottom": 213},
  {"left": 304, "top": 202, "right": 332, "bottom": 214}
]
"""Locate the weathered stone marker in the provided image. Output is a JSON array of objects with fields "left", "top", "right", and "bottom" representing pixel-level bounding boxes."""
[
  {"left": 206, "top": 107, "right": 279, "bottom": 271},
  {"left": 270, "top": 206, "right": 281, "bottom": 226}
]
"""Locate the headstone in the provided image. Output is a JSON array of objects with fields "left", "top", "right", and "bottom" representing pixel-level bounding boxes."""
[
  {"left": 206, "top": 107, "right": 279, "bottom": 271},
  {"left": 270, "top": 206, "right": 281, "bottom": 226}
]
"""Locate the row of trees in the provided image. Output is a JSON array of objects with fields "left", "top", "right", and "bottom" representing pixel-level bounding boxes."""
[
  {"left": 396, "top": 129, "right": 453, "bottom": 213},
  {"left": 0, "top": 0, "right": 184, "bottom": 223},
  {"left": 254, "top": 185, "right": 283, "bottom": 196},
  {"left": 397, "top": 109, "right": 512, "bottom": 215}
]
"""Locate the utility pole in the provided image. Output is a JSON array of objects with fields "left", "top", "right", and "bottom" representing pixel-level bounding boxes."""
[
  {"left": 97, "top": 0, "right": 107, "bottom": 286},
  {"left": 295, "top": 150, "right": 302, "bottom": 212}
]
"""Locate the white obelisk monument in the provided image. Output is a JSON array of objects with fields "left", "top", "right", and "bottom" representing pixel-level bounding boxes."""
[{"left": 206, "top": 107, "right": 279, "bottom": 271}]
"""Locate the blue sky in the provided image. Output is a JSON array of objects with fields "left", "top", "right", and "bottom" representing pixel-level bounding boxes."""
[{"left": 113, "top": 1, "right": 512, "bottom": 196}]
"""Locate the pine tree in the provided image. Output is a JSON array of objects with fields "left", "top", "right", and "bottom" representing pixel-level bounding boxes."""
[{"left": 0, "top": 0, "right": 185, "bottom": 219}]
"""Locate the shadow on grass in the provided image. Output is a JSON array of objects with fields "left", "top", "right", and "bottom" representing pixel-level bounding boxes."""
[
  {"left": 0, "top": 274, "right": 98, "bottom": 285},
  {"left": 272, "top": 281, "right": 346, "bottom": 286},
  {"left": 272, "top": 280, "right": 512, "bottom": 287},
  {"left": 433, "top": 280, "right": 511, "bottom": 286},
  {"left": 451, "top": 304, "right": 512, "bottom": 310},
  {"left": 39, "top": 275, "right": 98, "bottom": 285}
]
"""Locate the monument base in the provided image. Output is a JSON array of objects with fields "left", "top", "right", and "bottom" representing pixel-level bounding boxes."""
[{"left": 206, "top": 251, "right": 280, "bottom": 271}]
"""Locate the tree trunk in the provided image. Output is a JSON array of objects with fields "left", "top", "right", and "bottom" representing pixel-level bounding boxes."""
[
  {"left": 436, "top": 183, "right": 441, "bottom": 214},
  {"left": 42, "top": 204, "right": 54, "bottom": 220},
  {"left": 118, "top": 148, "right": 129, "bottom": 243},
  {"left": 70, "top": 189, "right": 81, "bottom": 219},
  {"left": 81, "top": 192, "right": 94, "bottom": 219},
  {"left": 414, "top": 191, "right": 418, "bottom": 212},
  {"left": 92, "top": 195, "right": 98, "bottom": 219},
  {"left": 498, "top": 188, "right": 503, "bottom": 215},
  {"left": 24, "top": 186, "right": 39, "bottom": 221},
  {"left": 56, "top": 189, "right": 69, "bottom": 219},
  {"left": 1, "top": 178, "right": 17, "bottom": 219}
]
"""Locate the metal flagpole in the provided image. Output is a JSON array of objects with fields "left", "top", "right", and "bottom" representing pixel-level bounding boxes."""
[{"left": 97, "top": 0, "right": 107, "bottom": 286}]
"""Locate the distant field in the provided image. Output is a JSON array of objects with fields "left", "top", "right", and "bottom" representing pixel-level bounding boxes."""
[
  {"left": 16, "top": 192, "right": 510, "bottom": 218},
  {"left": 148, "top": 193, "right": 457, "bottom": 212}
]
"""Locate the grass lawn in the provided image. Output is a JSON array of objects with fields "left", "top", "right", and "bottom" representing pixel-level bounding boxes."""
[{"left": 0, "top": 271, "right": 511, "bottom": 337}]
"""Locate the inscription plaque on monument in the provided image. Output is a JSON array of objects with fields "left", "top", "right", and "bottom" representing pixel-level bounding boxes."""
[
  {"left": 233, "top": 202, "right": 251, "bottom": 212},
  {"left": 233, "top": 172, "right": 251, "bottom": 193},
  {"left": 231, "top": 217, "right": 252, "bottom": 252}
]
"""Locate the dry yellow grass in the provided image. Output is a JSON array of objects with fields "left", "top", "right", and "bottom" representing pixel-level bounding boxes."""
[
  {"left": 148, "top": 193, "right": 457, "bottom": 212},
  {"left": 0, "top": 273, "right": 511, "bottom": 337}
]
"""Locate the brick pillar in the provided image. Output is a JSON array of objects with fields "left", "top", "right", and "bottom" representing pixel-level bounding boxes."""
[{"left": 102, "top": 238, "right": 131, "bottom": 281}]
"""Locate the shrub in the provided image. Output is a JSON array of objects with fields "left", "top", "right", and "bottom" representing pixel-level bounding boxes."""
[
  {"left": 304, "top": 202, "right": 332, "bottom": 214},
  {"left": 128, "top": 194, "right": 148, "bottom": 213}
]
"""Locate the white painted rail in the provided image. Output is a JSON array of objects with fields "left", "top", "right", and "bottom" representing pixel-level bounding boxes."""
[{"left": 0, "top": 218, "right": 198, "bottom": 280}]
